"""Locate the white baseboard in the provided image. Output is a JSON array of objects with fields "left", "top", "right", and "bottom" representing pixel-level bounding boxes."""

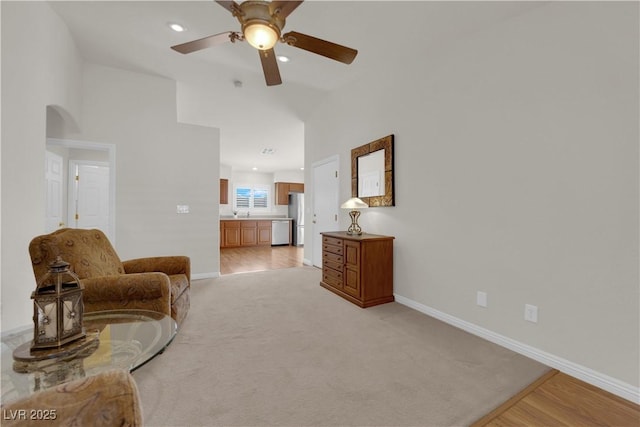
[
  {"left": 192, "top": 272, "right": 219, "bottom": 280},
  {"left": 394, "top": 294, "right": 640, "bottom": 404},
  {"left": 303, "top": 258, "right": 314, "bottom": 267}
]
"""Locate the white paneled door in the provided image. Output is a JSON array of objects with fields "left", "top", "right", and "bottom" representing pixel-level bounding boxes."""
[
  {"left": 70, "top": 161, "right": 110, "bottom": 235},
  {"left": 312, "top": 156, "right": 339, "bottom": 267}
]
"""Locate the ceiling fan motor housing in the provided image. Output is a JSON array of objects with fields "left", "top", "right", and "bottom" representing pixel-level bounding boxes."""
[{"left": 238, "top": 1, "right": 285, "bottom": 50}]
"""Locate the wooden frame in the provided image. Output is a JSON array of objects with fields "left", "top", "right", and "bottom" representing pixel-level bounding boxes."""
[{"left": 351, "top": 134, "right": 394, "bottom": 206}]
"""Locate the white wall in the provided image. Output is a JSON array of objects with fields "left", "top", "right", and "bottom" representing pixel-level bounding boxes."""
[
  {"left": 1, "top": 1, "right": 83, "bottom": 331},
  {"left": 305, "top": 1, "right": 639, "bottom": 392},
  {"left": 1, "top": 2, "right": 221, "bottom": 331},
  {"left": 273, "top": 170, "right": 304, "bottom": 183},
  {"left": 64, "top": 63, "right": 220, "bottom": 277}
]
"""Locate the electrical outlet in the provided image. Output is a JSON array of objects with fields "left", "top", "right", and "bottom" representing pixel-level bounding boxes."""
[
  {"left": 525, "top": 304, "right": 538, "bottom": 323},
  {"left": 176, "top": 205, "right": 190, "bottom": 214},
  {"left": 476, "top": 291, "right": 487, "bottom": 308}
]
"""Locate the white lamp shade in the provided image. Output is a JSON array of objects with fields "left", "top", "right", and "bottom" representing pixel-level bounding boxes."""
[{"left": 341, "top": 197, "right": 368, "bottom": 209}]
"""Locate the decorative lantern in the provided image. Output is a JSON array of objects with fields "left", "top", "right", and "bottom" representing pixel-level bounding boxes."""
[{"left": 31, "top": 257, "right": 85, "bottom": 350}]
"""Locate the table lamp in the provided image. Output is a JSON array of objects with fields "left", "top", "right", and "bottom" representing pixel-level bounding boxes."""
[{"left": 341, "top": 197, "right": 369, "bottom": 235}]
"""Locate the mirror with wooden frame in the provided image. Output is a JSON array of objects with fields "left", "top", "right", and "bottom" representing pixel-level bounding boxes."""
[{"left": 351, "top": 134, "right": 394, "bottom": 206}]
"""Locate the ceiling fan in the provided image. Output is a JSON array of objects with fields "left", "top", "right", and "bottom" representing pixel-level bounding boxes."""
[{"left": 171, "top": 0, "right": 358, "bottom": 86}]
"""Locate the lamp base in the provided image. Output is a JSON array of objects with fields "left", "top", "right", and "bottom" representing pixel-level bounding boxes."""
[{"left": 346, "top": 210, "right": 362, "bottom": 235}]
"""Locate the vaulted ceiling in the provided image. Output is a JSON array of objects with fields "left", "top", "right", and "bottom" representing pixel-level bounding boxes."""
[{"left": 50, "top": 1, "right": 540, "bottom": 173}]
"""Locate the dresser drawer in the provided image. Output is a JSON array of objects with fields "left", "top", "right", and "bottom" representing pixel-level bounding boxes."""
[
  {"left": 323, "top": 243, "right": 343, "bottom": 255},
  {"left": 322, "top": 267, "right": 343, "bottom": 288},
  {"left": 323, "top": 251, "right": 343, "bottom": 264},
  {"left": 323, "top": 236, "right": 343, "bottom": 247},
  {"left": 323, "top": 266, "right": 343, "bottom": 281},
  {"left": 323, "top": 258, "right": 343, "bottom": 272}
]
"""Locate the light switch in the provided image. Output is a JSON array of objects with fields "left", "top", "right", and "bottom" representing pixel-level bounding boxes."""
[{"left": 177, "top": 205, "right": 190, "bottom": 214}]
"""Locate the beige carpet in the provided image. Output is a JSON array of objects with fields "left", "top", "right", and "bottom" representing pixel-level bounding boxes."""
[{"left": 133, "top": 267, "right": 549, "bottom": 426}]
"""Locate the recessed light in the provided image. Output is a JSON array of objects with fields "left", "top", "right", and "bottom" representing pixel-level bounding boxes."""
[
  {"left": 300, "top": 167, "right": 304, "bottom": 171},
  {"left": 277, "top": 55, "right": 290, "bottom": 63},
  {"left": 169, "top": 23, "right": 185, "bottom": 32},
  {"left": 252, "top": 167, "right": 258, "bottom": 171}
]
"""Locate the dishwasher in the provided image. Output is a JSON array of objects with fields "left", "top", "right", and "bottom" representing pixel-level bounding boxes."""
[{"left": 271, "top": 220, "right": 290, "bottom": 246}]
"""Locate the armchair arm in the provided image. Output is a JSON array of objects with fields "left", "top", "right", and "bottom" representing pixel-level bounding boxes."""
[
  {"left": 81, "top": 273, "right": 171, "bottom": 317},
  {"left": 122, "top": 256, "right": 190, "bottom": 280}
]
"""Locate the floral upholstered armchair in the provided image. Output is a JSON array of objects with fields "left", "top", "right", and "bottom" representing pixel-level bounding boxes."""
[
  {"left": 29, "top": 228, "right": 190, "bottom": 327},
  {"left": 1, "top": 369, "right": 142, "bottom": 426}
]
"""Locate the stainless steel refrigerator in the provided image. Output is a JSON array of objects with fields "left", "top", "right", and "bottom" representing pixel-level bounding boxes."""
[{"left": 288, "top": 193, "right": 304, "bottom": 246}]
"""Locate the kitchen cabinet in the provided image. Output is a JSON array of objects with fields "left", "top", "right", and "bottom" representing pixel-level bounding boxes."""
[
  {"left": 275, "top": 182, "right": 304, "bottom": 205},
  {"left": 320, "top": 231, "right": 394, "bottom": 308},
  {"left": 220, "top": 179, "right": 229, "bottom": 204},
  {"left": 221, "top": 221, "right": 241, "bottom": 248},
  {"left": 241, "top": 221, "right": 257, "bottom": 246},
  {"left": 220, "top": 219, "right": 284, "bottom": 248},
  {"left": 257, "top": 221, "right": 272, "bottom": 246},
  {"left": 289, "top": 182, "right": 304, "bottom": 193}
]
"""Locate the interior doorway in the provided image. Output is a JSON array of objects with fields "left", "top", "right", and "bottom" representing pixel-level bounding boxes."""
[{"left": 46, "top": 138, "right": 116, "bottom": 243}]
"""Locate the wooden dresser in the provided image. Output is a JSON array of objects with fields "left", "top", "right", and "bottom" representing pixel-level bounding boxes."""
[{"left": 320, "top": 231, "right": 395, "bottom": 308}]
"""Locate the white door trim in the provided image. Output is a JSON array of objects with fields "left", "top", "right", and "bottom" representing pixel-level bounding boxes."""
[
  {"left": 47, "top": 138, "right": 116, "bottom": 245},
  {"left": 311, "top": 154, "right": 340, "bottom": 267},
  {"left": 44, "top": 150, "right": 64, "bottom": 233}
]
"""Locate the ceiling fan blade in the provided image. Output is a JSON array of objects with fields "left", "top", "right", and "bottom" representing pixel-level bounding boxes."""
[
  {"left": 282, "top": 31, "right": 358, "bottom": 64},
  {"left": 269, "top": 1, "right": 304, "bottom": 18},
  {"left": 215, "top": 1, "right": 241, "bottom": 14},
  {"left": 171, "top": 32, "right": 237, "bottom": 54},
  {"left": 259, "top": 49, "right": 282, "bottom": 86}
]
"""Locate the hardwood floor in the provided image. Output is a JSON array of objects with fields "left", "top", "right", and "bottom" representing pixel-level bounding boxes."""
[
  {"left": 220, "top": 245, "right": 304, "bottom": 275},
  {"left": 472, "top": 370, "right": 640, "bottom": 426}
]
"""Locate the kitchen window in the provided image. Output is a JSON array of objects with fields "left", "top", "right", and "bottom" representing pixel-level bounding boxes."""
[{"left": 234, "top": 185, "right": 270, "bottom": 210}]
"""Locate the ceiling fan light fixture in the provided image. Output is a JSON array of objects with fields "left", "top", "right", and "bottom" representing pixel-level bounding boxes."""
[{"left": 243, "top": 21, "right": 280, "bottom": 50}]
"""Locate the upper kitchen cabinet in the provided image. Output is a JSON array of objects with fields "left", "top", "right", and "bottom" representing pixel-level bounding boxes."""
[
  {"left": 275, "top": 182, "right": 304, "bottom": 205},
  {"left": 220, "top": 179, "right": 229, "bottom": 204}
]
